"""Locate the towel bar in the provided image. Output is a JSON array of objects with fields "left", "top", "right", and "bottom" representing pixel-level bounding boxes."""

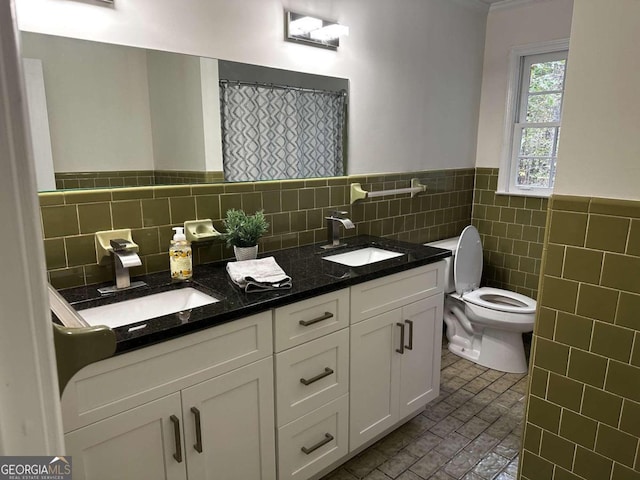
[{"left": 350, "top": 178, "right": 427, "bottom": 204}]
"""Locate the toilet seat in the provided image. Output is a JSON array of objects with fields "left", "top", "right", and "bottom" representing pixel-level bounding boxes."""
[{"left": 462, "top": 287, "right": 536, "bottom": 314}]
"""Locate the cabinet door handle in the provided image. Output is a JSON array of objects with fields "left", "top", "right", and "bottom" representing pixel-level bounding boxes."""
[
  {"left": 405, "top": 319, "right": 414, "bottom": 350},
  {"left": 191, "top": 407, "right": 203, "bottom": 453},
  {"left": 299, "top": 312, "right": 333, "bottom": 327},
  {"left": 301, "top": 433, "right": 334, "bottom": 455},
  {"left": 396, "top": 322, "right": 405, "bottom": 354},
  {"left": 300, "top": 367, "right": 334, "bottom": 386},
  {"left": 170, "top": 415, "right": 183, "bottom": 463}
]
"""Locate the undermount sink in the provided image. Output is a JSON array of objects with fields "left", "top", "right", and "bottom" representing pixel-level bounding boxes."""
[
  {"left": 78, "top": 287, "right": 219, "bottom": 329},
  {"left": 322, "top": 246, "right": 404, "bottom": 267}
]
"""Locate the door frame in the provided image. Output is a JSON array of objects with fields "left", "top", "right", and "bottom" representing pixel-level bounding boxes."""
[{"left": 0, "top": 0, "right": 64, "bottom": 455}]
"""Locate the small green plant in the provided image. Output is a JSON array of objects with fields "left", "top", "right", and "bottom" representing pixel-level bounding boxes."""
[{"left": 223, "top": 209, "right": 269, "bottom": 248}]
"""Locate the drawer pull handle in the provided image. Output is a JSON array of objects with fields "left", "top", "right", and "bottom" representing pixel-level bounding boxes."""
[
  {"left": 299, "top": 312, "right": 333, "bottom": 327},
  {"left": 191, "top": 407, "right": 203, "bottom": 453},
  {"left": 170, "top": 415, "right": 183, "bottom": 463},
  {"left": 405, "top": 319, "right": 414, "bottom": 350},
  {"left": 300, "top": 367, "right": 334, "bottom": 386},
  {"left": 396, "top": 322, "right": 405, "bottom": 354},
  {"left": 301, "top": 433, "right": 334, "bottom": 455}
]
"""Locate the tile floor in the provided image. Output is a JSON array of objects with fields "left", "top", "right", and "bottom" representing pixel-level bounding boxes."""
[{"left": 322, "top": 346, "right": 528, "bottom": 480}]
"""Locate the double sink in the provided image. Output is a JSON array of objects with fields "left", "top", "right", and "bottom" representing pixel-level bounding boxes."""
[{"left": 77, "top": 245, "right": 405, "bottom": 329}]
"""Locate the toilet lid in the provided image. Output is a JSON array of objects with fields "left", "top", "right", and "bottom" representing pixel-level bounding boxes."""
[{"left": 454, "top": 225, "right": 483, "bottom": 295}]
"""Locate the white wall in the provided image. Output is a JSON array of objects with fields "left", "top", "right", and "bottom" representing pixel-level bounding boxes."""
[
  {"left": 200, "top": 58, "right": 224, "bottom": 173},
  {"left": 16, "top": 0, "right": 488, "bottom": 175},
  {"left": 553, "top": 0, "right": 640, "bottom": 200},
  {"left": 21, "top": 33, "right": 155, "bottom": 172},
  {"left": 475, "top": 0, "right": 573, "bottom": 168},
  {"left": 147, "top": 51, "right": 206, "bottom": 171}
]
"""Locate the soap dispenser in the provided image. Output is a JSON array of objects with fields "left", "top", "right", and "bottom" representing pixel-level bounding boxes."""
[{"left": 170, "top": 227, "right": 192, "bottom": 280}]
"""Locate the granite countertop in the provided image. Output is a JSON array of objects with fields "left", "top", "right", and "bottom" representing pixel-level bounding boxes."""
[{"left": 57, "top": 235, "right": 451, "bottom": 354}]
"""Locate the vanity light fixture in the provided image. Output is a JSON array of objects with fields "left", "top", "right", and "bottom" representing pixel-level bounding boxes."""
[{"left": 285, "top": 11, "right": 349, "bottom": 50}]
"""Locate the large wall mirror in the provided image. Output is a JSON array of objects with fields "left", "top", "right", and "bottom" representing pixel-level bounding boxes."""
[{"left": 20, "top": 32, "right": 349, "bottom": 192}]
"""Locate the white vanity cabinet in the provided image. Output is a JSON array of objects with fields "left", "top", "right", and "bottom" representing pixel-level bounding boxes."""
[
  {"left": 61, "top": 312, "right": 276, "bottom": 480},
  {"left": 60, "top": 260, "right": 446, "bottom": 480},
  {"left": 349, "top": 263, "right": 444, "bottom": 451}
]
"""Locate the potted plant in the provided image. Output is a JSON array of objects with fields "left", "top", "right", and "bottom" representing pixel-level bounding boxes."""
[{"left": 223, "top": 209, "right": 269, "bottom": 261}]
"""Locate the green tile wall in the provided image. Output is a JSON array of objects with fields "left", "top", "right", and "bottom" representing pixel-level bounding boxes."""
[
  {"left": 154, "top": 170, "right": 225, "bottom": 185},
  {"left": 41, "top": 168, "right": 474, "bottom": 288},
  {"left": 54, "top": 170, "right": 224, "bottom": 189},
  {"left": 520, "top": 195, "right": 640, "bottom": 480},
  {"left": 472, "top": 168, "right": 549, "bottom": 299}
]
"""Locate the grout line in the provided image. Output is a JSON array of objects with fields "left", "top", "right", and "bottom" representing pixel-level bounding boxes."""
[{"left": 624, "top": 217, "right": 633, "bottom": 254}]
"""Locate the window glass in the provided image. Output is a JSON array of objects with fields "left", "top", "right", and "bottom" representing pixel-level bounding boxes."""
[{"left": 509, "top": 50, "right": 568, "bottom": 194}]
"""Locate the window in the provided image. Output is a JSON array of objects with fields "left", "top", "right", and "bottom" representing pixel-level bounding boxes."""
[{"left": 499, "top": 41, "right": 569, "bottom": 196}]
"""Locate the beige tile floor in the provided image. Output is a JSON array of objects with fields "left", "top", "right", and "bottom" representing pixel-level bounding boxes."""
[{"left": 322, "top": 345, "right": 528, "bottom": 480}]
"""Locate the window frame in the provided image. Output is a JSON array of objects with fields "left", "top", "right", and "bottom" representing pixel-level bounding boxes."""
[{"left": 497, "top": 39, "right": 570, "bottom": 197}]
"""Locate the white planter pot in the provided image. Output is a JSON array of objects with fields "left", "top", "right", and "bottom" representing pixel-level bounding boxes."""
[{"left": 234, "top": 245, "right": 258, "bottom": 261}]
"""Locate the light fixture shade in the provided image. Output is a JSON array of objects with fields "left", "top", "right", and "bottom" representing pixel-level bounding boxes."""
[
  {"left": 289, "top": 16, "right": 323, "bottom": 36},
  {"left": 285, "top": 11, "right": 348, "bottom": 50},
  {"left": 309, "top": 24, "right": 349, "bottom": 42}
]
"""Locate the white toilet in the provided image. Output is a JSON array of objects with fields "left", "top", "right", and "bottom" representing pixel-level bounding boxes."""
[{"left": 427, "top": 225, "right": 536, "bottom": 373}]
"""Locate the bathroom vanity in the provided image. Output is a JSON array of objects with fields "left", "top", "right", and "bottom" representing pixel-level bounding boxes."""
[{"left": 56, "top": 236, "right": 449, "bottom": 480}]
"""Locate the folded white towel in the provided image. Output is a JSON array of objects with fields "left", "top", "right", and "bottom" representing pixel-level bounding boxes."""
[{"left": 226, "top": 256, "right": 292, "bottom": 293}]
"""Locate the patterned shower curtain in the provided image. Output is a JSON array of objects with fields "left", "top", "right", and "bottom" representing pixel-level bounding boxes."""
[{"left": 219, "top": 82, "right": 345, "bottom": 182}]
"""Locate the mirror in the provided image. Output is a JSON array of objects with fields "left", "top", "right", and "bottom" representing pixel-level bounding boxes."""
[{"left": 20, "top": 32, "right": 349, "bottom": 192}]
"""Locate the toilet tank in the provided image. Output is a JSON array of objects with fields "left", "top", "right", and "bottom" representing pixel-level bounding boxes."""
[{"left": 425, "top": 236, "right": 460, "bottom": 294}]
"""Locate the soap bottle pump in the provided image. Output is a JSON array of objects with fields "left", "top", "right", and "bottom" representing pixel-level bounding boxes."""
[{"left": 170, "top": 227, "right": 192, "bottom": 280}]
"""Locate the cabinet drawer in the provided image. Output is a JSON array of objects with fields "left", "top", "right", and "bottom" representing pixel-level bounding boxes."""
[
  {"left": 350, "top": 262, "right": 444, "bottom": 324},
  {"left": 62, "top": 311, "right": 272, "bottom": 432},
  {"left": 274, "top": 289, "right": 349, "bottom": 352},
  {"left": 278, "top": 394, "right": 349, "bottom": 480},
  {"left": 275, "top": 329, "right": 349, "bottom": 426}
]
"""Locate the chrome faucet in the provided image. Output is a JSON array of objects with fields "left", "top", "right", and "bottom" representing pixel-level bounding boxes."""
[
  {"left": 322, "top": 210, "right": 355, "bottom": 249},
  {"left": 97, "top": 239, "right": 145, "bottom": 294}
]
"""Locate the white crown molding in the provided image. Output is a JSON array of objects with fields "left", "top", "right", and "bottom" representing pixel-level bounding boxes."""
[
  {"left": 448, "top": 0, "right": 547, "bottom": 13},
  {"left": 489, "top": 0, "right": 550, "bottom": 12},
  {"left": 446, "top": 0, "right": 491, "bottom": 13}
]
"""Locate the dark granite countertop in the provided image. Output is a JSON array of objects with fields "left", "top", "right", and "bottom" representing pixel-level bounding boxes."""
[{"left": 57, "top": 235, "right": 450, "bottom": 354}]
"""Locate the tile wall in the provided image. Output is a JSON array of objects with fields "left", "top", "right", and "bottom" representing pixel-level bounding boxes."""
[
  {"left": 472, "top": 167, "right": 549, "bottom": 299},
  {"left": 54, "top": 170, "right": 225, "bottom": 189},
  {"left": 154, "top": 170, "right": 225, "bottom": 185},
  {"left": 55, "top": 171, "right": 156, "bottom": 189},
  {"left": 41, "top": 168, "right": 474, "bottom": 289},
  {"left": 520, "top": 195, "right": 640, "bottom": 480}
]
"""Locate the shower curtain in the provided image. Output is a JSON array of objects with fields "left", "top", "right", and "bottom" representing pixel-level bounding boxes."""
[{"left": 220, "top": 82, "right": 345, "bottom": 182}]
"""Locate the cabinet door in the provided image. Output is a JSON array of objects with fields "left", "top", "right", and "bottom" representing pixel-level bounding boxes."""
[
  {"left": 65, "top": 393, "right": 186, "bottom": 480},
  {"left": 399, "top": 294, "right": 443, "bottom": 418},
  {"left": 349, "top": 309, "right": 402, "bottom": 451},
  {"left": 181, "top": 357, "right": 276, "bottom": 480}
]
